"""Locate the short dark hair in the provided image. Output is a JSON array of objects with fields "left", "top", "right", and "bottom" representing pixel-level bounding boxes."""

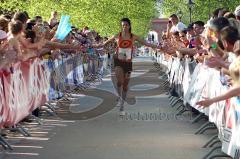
[
  {"left": 194, "top": 21, "right": 205, "bottom": 27},
  {"left": 212, "top": 8, "right": 223, "bottom": 19},
  {"left": 25, "top": 30, "right": 36, "bottom": 43},
  {"left": 35, "top": 16, "right": 42, "bottom": 20},
  {"left": 169, "top": 14, "right": 178, "bottom": 19},
  {"left": 2, "top": 14, "right": 12, "bottom": 20},
  {"left": 210, "top": 17, "right": 230, "bottom": 32},
  {"left": 180, "top": 29, "right": 187, "bottom": 34},
  {"left": 23, "top": 11, "right": 30, "bottom": 19},
  {"left": 173, "top": 31, "right": 179, "bottom": 36},
  {"left": 220, "top": 26, "right": 240, "bottom": 45},
  {"left": 9, "top": 20, "right": 23, "bottom": 35},
  {"left": 83, "top": 26, "right": 89, "bottom": 30},
  {"left": 26, "top": 22, "right": 36, "bottom": 31},
  {"left": 13, "top": 12, "right": 28, "bottom": 24},
  {"left": 186, "top": 23, "right": 194, "bottom": 31}
]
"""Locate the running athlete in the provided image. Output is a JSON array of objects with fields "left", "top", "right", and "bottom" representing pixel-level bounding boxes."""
[{"left": 95, "top": 18, "right": 161, "bottom": 115}]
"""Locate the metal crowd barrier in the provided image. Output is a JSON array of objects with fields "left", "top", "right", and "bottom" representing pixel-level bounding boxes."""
[
  {"left": 0, "top": 48, "right": 109, "bottom": 150},
  {"left": 154, "top": 53, "right": 239, "bottom": 159}
]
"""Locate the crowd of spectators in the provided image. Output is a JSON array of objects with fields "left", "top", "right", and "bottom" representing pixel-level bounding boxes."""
[
  {"left": 0, "top": 10, "right": 119, "bottom": 133},
  {"left": 0, "top": 10, "right": 114, "bottom": 73},
  {"left": 159, "top": 5, "right": 240, "bottom": 107}
]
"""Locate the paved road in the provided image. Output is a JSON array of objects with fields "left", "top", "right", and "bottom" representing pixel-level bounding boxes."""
[{"left": 0, "top": 57, "right": 220, "bottom": 159}]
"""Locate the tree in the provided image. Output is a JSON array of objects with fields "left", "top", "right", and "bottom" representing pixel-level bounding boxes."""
[
  {"left": 160, "top": 0, "right": 240, "bottom": 25},
  {"left": 0, "top": 0, "right": 159, "bottom": 36}
]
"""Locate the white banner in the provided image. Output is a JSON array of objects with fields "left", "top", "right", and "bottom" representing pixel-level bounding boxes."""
[
  {"left": 182, "top": 58, "right": 191, "bottom": 99},
  {"left": 184, "top": 63, "right": 210, "bottom": 113},
  {"left": 221, "top": 97, "right": 240, "bottom": 158}
]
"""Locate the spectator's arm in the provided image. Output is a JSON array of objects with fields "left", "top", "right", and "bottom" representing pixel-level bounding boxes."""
[
  {"left": 19, "top": 36, "right": 44, "bottom": 50},
  {"left": 205, "top": 56, "right": 230, "bottom": 69},
  {"left": 177, "top": 48, "right": 197, "bottom": 56},
  {"left": 197, "top": 86, "right": 240, "bottom": 107},
  {"left": 45, "top": 41, "right": 82, "bottom": 50}
]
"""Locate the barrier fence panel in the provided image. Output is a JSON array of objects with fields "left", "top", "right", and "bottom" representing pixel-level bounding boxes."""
[
  {"left": 222, "top": 95, "right": 240, "bottom": 158},
  {"left": 175, "top": 59, "right": 185, "bottom": 98},
  {"left": 0, "top": 71, "right": 7, "bottom": 128},
  {"left": 0, "top": 59, "right": 47, "bottom": 126},
  {"left": 72, "top": 53, "right": 84, "bottom": 85},
  {"left": 183, "top": 63, "right": 209, "bottom": 113},
  {"left": 3, "top": 62, "right": 28, "bottom": 126},
  {"left": 182, "top": 58, "right": 191, "bottom": 99}
]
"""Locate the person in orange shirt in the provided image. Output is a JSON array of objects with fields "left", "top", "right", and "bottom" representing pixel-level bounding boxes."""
[{"left": 95, "top": 18, "right": 161, "bottom": 115}]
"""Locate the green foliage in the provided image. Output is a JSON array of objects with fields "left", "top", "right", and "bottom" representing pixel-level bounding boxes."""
[
  {"left": 0, "top": 0, "right": 159, "bottom": 37},
  {"left": 161, "top": 0, "right": 240, "bottom": 25}
]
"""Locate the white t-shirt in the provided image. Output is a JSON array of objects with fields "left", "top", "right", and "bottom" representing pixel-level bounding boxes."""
[
  {"left": 170, "top": 22, "right": 187, "bottom": 33},
  {"left": 228, "top": 52, "right": 237, "bottom": 63}
]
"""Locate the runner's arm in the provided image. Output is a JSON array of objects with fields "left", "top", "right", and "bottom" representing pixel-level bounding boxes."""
[{"left": 134, "top": 35, "right": 160, "bottom": 49}]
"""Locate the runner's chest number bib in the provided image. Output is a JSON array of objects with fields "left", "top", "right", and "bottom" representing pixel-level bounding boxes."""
[{"left": 118, "top": 48, "right": 132, "bottom": 60}]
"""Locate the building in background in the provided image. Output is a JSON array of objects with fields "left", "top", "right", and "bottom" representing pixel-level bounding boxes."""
[{"left": 149, "top": 18, "right": 168, "bottom": 44}]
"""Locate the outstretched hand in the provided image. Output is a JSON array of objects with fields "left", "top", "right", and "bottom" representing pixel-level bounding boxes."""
[
  {"left": 205, "top": 56, "right": 225, "bottom": 68},
  {"left": 196, "top": 98, "right": 214, "bottom": 108}
]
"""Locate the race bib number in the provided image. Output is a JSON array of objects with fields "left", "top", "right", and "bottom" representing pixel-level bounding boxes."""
[{"left": 118, "top": 48, "right": 132, "bottom": 60}]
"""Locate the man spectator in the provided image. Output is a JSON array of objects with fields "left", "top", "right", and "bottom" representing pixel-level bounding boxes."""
[
  {"left": 186, "top": 23, "right": 195, "bottom": 42},
  {"left": 193, "top": 21, "right": 205, "bottom": 48},
  {"left": 166, "top": 14, "right": 186, "bottom": 38},
  {"left": 35, "top": 16, "right": 43, "bottom": 24}
]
